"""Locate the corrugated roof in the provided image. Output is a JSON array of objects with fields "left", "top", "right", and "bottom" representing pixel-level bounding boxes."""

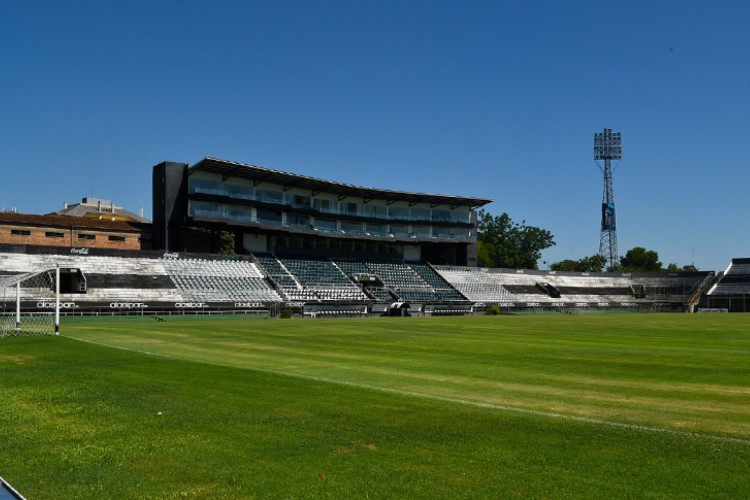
[
  {"left": 190, "top": 157, "right": 493, "bottom": 208},
  {"left": 0, "top": 212, "right": 145, "bottom": 232}
]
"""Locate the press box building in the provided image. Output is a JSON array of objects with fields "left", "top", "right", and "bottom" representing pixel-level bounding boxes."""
[{"left": 153, "top": 158, "right": 492, "bottom": 266}]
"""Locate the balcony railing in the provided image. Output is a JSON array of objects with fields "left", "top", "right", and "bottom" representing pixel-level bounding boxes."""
[
  {"left": 190, "top": 185, "right": 471, "bottom": 223},
  {"left": 190, "top": 205, "right": 476, "bottom": 242}
]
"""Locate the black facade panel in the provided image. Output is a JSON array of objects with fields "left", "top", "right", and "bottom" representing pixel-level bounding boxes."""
[{"left": 152, "top": 162, "right": 188, "bottom": 251}]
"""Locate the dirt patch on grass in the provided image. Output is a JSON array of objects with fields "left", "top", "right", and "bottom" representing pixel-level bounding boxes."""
[
  {"left": 0, "top": 353, "right": 35, "bottom": 364},
  {"left": 336, "top": 441, "right": 379, "bottom": 455}
]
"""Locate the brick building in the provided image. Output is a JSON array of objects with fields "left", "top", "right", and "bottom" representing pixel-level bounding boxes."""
[{"left": 0, "top": 211, "right": 150, "bottom": 251}]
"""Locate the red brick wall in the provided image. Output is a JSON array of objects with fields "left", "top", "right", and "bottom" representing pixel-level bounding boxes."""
[{"left": 0, "top": 225, "right": 142, "bottom": 251}]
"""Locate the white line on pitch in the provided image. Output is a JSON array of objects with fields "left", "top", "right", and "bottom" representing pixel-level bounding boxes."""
[{"left": 66, "top": 335, "right": 750, "bottom": 446}]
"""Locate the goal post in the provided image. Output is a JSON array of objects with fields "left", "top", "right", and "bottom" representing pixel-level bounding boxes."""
[
  {"left": 0, "top": 268, "right": 59, "bottom": 338},
  {"left": 55, "top": 266, "right": 60, "bottom": 335}
]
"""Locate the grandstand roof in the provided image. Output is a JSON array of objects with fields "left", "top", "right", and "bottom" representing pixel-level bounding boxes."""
[
  {"left": 190, "top": 157, "right": 493, "bottom": 208},
  {"left": 0, "top": 212, "right": 144, "bottom": 232}
]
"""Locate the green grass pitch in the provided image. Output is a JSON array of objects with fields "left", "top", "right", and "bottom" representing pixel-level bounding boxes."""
[{"left": 1, "top": 314, "right": 749, "bottom": 498}]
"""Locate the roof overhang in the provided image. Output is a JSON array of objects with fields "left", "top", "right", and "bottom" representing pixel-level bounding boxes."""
[{"left": 189, "top": 157, "right": 493, "bottom": 209}]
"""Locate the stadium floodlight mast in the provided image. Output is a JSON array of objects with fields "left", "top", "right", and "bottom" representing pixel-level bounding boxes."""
[{"left": 594, "top": 128, "right": 622, "bottom": 271}]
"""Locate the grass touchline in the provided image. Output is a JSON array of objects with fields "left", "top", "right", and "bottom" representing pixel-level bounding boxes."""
[{"left": 64, "top": 317, "right": 750, "bottom": 447}]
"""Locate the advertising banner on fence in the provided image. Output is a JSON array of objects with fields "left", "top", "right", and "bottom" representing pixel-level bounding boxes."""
[{"left": 6, "top": 300, "right": 273, "bottom": 312}]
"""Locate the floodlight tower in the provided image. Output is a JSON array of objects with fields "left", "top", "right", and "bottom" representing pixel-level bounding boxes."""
[{"left": 594, "top": 128, "right": 622, "bottom": 271}]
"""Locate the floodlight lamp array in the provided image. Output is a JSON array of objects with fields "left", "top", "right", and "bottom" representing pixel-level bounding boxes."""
[{"left": 594, "top": 128, "right": 622, "bottom": 160}]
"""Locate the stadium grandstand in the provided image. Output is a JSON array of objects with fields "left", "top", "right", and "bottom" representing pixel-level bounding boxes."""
[
  {"left": 701, "top": 258, "right": 750, "bottom": 312},
  {"left": 0, "top": 156, "right": 736, "bottom": 316},
  {"left": 0, "top": 247, "right": 716, "bottom": 317},
  {"left": 435, "top": 266, "right": 714, "bottom": 313}
]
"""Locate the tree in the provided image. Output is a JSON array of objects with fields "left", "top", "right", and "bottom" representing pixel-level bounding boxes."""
[
  {"left": 579, "top": 254, "right": 607, "bottom": 272},
  {"left": 476, "top": 210, "right": 555, "bottom": 269},
  {"left": 549, "top": 259, "right": 579, "bottom": 272},
  {"left": 476, "top": 240, "right": 491, "bottom": 268},
  {"left": 620, "top": 247, "right": 662, "bottom": 272},
  {"left": 550, "top": 254, "right": 607, "bottom": 272},
  {"left": 219, "top": 230, "right": 236, "bottom": 255},
  {"left": 666, "top": 263, "right": 698, "bottom": 272}
]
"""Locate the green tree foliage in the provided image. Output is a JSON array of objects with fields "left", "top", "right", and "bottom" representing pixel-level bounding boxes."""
[
  {"left": 476, "top": 210, "right": 555, "bottom": 269},
  {"left": 554, "top": 251, "right": 699, "bottom": 274},
  {"left": 550, "top": 260, "right": 578, "bottom": 272},
  {"left": 485, "top": 304, "right": 501, "bottom": 315},
  {"left": 220, "top": 230, "right": 236, "bottom": 255},
  {"left": 620, "top": 247, "right": 662, "bottom": 272},
  {"left": 666, "top": 263, "right": 699, "bottom": 272},
  {"left": 476, "top": 240, "right": 491, "bottom": 268},
  {"left": 550, "top": 254, "right": 607, "bottom": 272}
]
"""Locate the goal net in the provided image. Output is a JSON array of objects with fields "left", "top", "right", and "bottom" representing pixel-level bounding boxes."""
[{"left": 0, "top": 270, "right": 57, "bottom": 338}]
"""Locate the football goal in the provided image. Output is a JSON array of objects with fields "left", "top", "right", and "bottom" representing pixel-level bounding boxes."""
[{"left": 0, "top": 268, "right": 60, "bottom": 338}]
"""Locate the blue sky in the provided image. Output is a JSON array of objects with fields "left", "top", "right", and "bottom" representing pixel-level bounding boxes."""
[{"left": 2, "top": 0, "right": 748, "bottom": 271}]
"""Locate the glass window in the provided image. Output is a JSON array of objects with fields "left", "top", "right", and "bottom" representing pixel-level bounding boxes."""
[
  {"left": 340, "top": 201, "right": 360, "bottom": 215},
  {"left": 45, "top": 232, "right": 64, "bottom": 238},
  {"left": 190, "top": 201, "right": 224, "bottom": 218},
  {"left": 257, "top": 209, "right": 282, "bottom": 224},
  {"left": 287, "top": 194, "right": 311, "bottom": 208},
  {"left": 190, "top": 178, "right": 223, "bottom": 195},
  {"left": 364, "top": 204, "right": 387, "bottom": 218},
  {"left": 108, "top": 235, "right": 126, "bottom": 242},
  {"left": 11, "top": 229, "right": 31, "bottom": 236},
  {"left": 451, "top": 210, "right": 470, "bottom": 223},
  {"left": 287, "top": 215, "right": 310, "bottom": 228},
  {"left": 390, "top": 224, "right": 409, "bottom": 237},
  {"left": 412, "top": 225, "right": 431, "bottom": 237},
  {"left": 315, "top": 218, "right": 337, "bottom": 231},
  {"left": 341, "top": 221, "right": 363, "bottom": 233},
  {"left": 432, "top": 209, "right": 450, "bottom": 221},
  {"left": 78, "top": 234, "right": 96, "bottom": 240},
  {"left": 389, "top": 206, "right": 409, "bottom": 219},
  {"left": 226, "top": 183, "right": 253, "bottom": 200},
  {"left": 452, "top": 228, "right": 470, "bottom": 239},
  {"left": 366, "top": 223, "right": 386, "bottom": 234},
  {"left": 227, "top": 205, "right": 254, "bottom": 222},
  {"left": 313, "top": 198, "right": 336, "bottom": 212},
  {"left": 256, "top": 189, "right": 283, "bottom": 203},
  {"left": 411, "top": 207, "right": 430, "bottom": 221}
]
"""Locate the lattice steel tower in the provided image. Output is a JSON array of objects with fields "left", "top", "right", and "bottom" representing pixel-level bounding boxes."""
[{"left": 594, "top": 128, "right": 622, "bottom": 271}]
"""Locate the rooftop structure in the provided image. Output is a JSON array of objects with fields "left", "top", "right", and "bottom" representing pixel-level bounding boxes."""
[{"left": 54, "top": 197, "right": 149, "bottom": 223}]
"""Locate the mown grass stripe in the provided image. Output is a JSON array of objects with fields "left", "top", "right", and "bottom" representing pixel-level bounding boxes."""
[
  {"left": 65, "top": 315, "right": 750, "bottom": 439},
  {"left": 65, "top": 333, "right": 750, "bottom": 447}
]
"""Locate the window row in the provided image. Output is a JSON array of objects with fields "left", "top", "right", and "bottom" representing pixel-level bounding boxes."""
[
  {"left": 189, "top": 178, "right": 471, "bottom": 223},
  {"left": 8, "top": 229, "right": 127, "bottom": 242},
  {"left": 189, "top": 202, "right": 475, "bottom": 240}
]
